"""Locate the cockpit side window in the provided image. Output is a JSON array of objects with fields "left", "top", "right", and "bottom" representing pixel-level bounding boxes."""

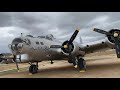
[
  {"left": 40, "top": 42, "right": 44, "bottom": 45},
  {"left": 23, "top": 38, "right": 31, "bottom": 45},
  {"left": 36, "top": 42, "right": 39, "bottom": 45}
]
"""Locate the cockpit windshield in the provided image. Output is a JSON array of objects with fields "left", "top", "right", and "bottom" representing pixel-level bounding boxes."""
[{"left": 38, "top": 34, "right": 55, "bottom": 41}]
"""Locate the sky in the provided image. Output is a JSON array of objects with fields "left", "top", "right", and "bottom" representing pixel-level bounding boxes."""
[{"left": 0, "top": 12, "right": 120, "bottom": 53}]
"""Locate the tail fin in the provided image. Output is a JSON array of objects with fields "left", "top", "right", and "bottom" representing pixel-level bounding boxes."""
[
  {"left": 75, "top": 36, "right": 83, "bottom": 44},
  {"left": 79, "top": 36, "right": 83, "bottom": 44}
]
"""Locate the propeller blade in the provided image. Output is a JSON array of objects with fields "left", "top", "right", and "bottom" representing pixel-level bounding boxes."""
[
  {"left": 0, "top": 57, "right": 6, "bottom": 60},
  {"left": 93, "top": 28, "right": 111, "bottom": 35},
  {"left": 68, "top": 29, "right": 80, "bottom": 44},
  {"left": 50, "top": 45, "right": 63, "bottom": 48},
  {"left": 50, "top": 45, "right": 68, "bottom": 49},
  {"left": 68, "top": 46, "right": 72, "bottom": 62},
  {"left": 68, "top": 49, "right": 77, "bottom": 67},
  {"left": 68, "top": 44, "right": 76, "bottom": 65}
]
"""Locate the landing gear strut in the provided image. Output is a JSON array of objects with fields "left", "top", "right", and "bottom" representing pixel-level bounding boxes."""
[
  {"left": 29, "top": 62, "right": 38, "bottom": 74},
  {"left": 77, "top": 58, "right": 86, "bottom": 72},
  {"left": 73, "top": 56, "right": 86, "bottom": 72},
  {"left": 51, "top": 60, "right": 54, "bottom": 64}
]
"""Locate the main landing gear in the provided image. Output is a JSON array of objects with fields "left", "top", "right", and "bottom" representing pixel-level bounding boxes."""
[
  {"left": 77, "top": 58, "right": 86, "bottom": 72},
  {"left": 29, "top": 62, "right": 38, "bottom": 74},
  {"left": 74, "top": 57, "right": 86, "bottom": 72}
]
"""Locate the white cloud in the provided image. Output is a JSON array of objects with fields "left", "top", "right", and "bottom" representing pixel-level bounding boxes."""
[
  {"left": 0, "top": 12, "right": 120, "bottom": 53},
  {"left": 87, "top": 15, "right": 109, "bottom": 26},
  {"left": 48, "top": 27, "right": 64, "bottom": 36},
  {"left": 0, "top": 26, "right": 15, "bottom": 38},
  {"left": 0, "top": 26, "right": 30, "bottom": 53}
]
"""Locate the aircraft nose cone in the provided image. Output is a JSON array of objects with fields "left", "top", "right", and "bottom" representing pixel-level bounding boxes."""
[{"left": 11, "top": 38, "right": 24, "bottom": 53}]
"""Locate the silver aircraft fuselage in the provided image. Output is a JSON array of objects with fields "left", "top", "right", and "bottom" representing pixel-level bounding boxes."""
[{"left": 9, "top": 35, "right": 85, "bottom": 63}]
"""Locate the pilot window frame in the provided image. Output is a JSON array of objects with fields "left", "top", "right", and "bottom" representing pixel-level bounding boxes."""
[
  {"left": 23, "top": 38, "right": 31, "bottom": 45},
  {"left": 36, "top": 42, "right": 39, "bottom": 45},
  {"left": 40, "top": 42, "right": 44, "bottom": 45}
]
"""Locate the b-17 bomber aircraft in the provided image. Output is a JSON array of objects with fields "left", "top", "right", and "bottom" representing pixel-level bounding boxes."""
[{"left": 1, "top": 28, "right": 120, "bottom": 74}]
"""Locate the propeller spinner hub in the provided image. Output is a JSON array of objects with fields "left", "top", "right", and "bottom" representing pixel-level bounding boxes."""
[
  {"left": 63, "top": 45, "right": 68, "bottom": 49},
  {"left": 114, "top": 32, "right": 119, "bottom": 37}
]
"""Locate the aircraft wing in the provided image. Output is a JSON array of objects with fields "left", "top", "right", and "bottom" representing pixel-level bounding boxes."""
[{"left": 81, "top": 39, "right": 110, "bottom": 54}]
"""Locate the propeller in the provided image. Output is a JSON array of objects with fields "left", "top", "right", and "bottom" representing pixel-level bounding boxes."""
[
  {"left": 93, "top": 28, "right": 112, "bottom": 35},
  {"left": 50, "top": 29, "right": 80, "bottom": 65},
  {"left": 93, "top": 28, "right": 120, "bottom": 59},
  {"left": 50, "top": 29, "right": 79, "bottom": 49},
  {"left": 50, "top": 45, "right": 64, "bottom": 48}
]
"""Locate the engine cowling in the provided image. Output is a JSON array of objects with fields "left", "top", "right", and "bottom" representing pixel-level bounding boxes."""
[
  {"left": 61, "top": 40, "right": 85, "bottom": 56},
  {"left": 105, "top": 29, "right": 120, "bottom": 48}
]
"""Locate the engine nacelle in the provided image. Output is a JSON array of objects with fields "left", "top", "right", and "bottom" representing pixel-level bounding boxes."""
[
  {"left": 16, "top": 54, "right": 30, "bottom": 63},
  {"left": 105, "top": 29, "right": 120, "bottom": 49},
  {"left": 61, "top": 40, "right": 85, "bottom": 56}
]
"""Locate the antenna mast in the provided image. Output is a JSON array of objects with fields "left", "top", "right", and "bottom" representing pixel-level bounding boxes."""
[{"left": 21, "top": 33, "right": 23, "bottom": 37}]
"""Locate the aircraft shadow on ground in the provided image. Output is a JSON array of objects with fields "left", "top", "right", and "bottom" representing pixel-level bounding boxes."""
[
  {"left": 34, "top": 62, "right": 120, "bottom": 74},
  {"left": 86, "top": 62, "right": 120, "bottom": 70},
  {"left": 36, "top": 65, "right": 78, "bottom": 73}
]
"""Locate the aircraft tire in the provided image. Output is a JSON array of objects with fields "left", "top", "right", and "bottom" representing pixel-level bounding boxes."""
[
  {"left": 68, "top": 59, "right": 73, "bottom": 63},
  {"left": 77, "top": 58, "right": 86, "bottom": 71},
  {"left": 29, "top": 64, "right": 38, "bottom": 74}
]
